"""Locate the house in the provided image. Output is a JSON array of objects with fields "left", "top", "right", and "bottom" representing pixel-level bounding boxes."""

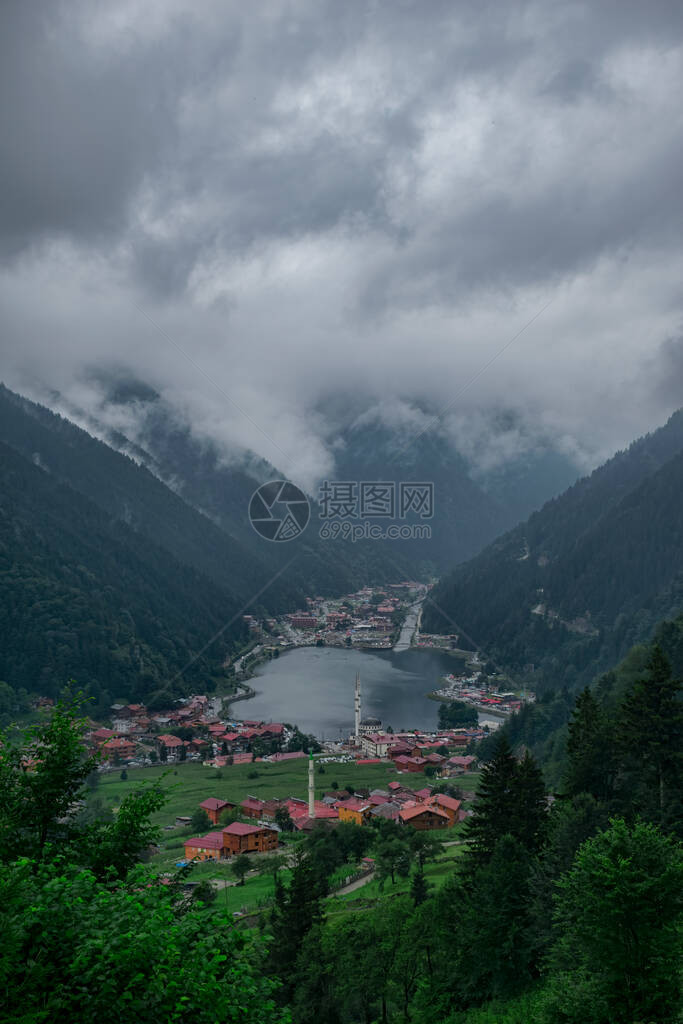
[
  {"left": 445, "top": 755, "right": 477, "bottom": 774},
  {"left": 156, "top": 734, "right": 184, "bottom": 758},
  {"left": 399, "top": 804, "right": 450, "bottom": 830},
  {"left": 90, "top": 727, "right": 116, "bottom": 745},
  {"left": 360, "top": 732, "right": 393, "bottom": 758},
  {"left": 101, "top": 736, "right": 136, "bottom": 761},
  {"left": 394, "top": 755, "right": 429, "bottom": 774},
  {"left": 184, "top": 831, "right": 225, "bottom": 861},
  {"left": 429, "top": 793, "right": 462, "bottom": 826},
  {"left": 387, "top": 743, "right": 413, "bottom": 759},
  {"left": 371, "top": 801, "right": 401, "bottom": 821},
  {"left": 199, "top": 798, "right": 235, "bottom": 825},
  {"left": 240, "top": 796, "right": 266, "bottom": 819},
  {"left": 337, "top": 798, "right": 372, "bottom": 826},
  {"left": 222, "top": 822, "right": 279, "bottom": 855}
]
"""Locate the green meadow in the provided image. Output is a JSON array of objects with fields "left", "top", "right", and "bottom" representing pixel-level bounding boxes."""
[{"left": 92, "top": 758, "right": 407, "bottom": 824}]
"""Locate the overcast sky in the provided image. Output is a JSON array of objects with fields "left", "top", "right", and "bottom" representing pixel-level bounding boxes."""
[{"left": 2, "top": 0, "right": 683, "bottom": 487}]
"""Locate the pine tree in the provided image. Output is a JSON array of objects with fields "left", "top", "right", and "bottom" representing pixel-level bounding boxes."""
[
  {"left": 616, "top": 644, "right": 683, "bottom": 831},
  {"left": 465, "top": 733, "right": 518, "bottom": 866},
  {"left": 563, "top": 687, "right": 615, "bottom": 801},
  {"left": 268, "top": 851, "right": 325, "bottom": 1001},
  {"left": 511, "top": 750, "right": 548, "bottom": 855},
  {"left": 410, "top": 865, "right": 430, "bottom": 906}
]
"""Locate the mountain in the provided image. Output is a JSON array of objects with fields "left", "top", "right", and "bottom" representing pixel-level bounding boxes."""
[
  {"left": 78, "top": 384, "right": 579, "bottom": 579},
  {"left": 0, "top": 439, "right": 248, "bottom": 706},
  {"left": 0, "top": 384, "right": 419, "bottom": 703},
  {"left": 331, "top": 419, "right": 507, "bottom": 574},
  {"left": 423, "top": 408, "right": 683, "bottom": 691}
]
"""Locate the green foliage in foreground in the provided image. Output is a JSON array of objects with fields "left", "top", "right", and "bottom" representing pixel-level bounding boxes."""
[
  {"left": 0, "top": 701, "right": 289, "bottom": 1023},
  {"left": 0, "top": 858, "right": 288, "bottom": 1024}
]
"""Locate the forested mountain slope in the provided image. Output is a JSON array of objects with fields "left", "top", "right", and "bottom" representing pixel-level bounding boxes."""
[
  {"left": 0, "top": 441, "right": 248, "bottom": 705},
  {"left": 424, "top": 409, "right": 683, "bottom": 690},
  {"left": 1, "top": 385, "right": 416, "bottom": 600}
]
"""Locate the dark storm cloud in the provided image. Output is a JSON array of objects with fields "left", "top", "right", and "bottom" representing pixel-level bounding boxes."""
[{"left": 1, "top": 0, "right": 683, "bottom": 484}]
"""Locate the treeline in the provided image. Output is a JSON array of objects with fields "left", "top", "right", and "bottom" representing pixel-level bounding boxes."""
[{"left": 264, "top": 644, "right": 682, "bottom": 1023}]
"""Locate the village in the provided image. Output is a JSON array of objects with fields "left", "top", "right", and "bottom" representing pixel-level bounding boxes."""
[
  {"left": 237, "top": 580, "right": 429, "bottom": 659},
  {"left": 79, "top": 670, "right": 483, "bottom": 883},
  {"left": 431, "top": 667, "right": 537, "bottom": 717}
]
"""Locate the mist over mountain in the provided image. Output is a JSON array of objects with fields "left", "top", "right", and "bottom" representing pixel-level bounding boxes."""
[{"left": 45, "top": 375, "right": 581, "bottom": 574}]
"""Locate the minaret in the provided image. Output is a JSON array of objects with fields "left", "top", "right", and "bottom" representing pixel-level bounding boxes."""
[
  {"left": 308, "top": 753, "right": 315, "bottom": 818},
  {"left": 354, "top": 671, "right": 361, "bottom": 742}
]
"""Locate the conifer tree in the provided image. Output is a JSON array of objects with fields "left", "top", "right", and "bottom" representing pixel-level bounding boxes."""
[
  {"left": 563, "top": 687, "right": 615, "bottom": 802},
  {"left": 616, "top": 644, "right": 683, "bottom": 831},
  {"left": 512, "top": 749, "right": 548, "bottom": 855},
  {"left": 410, "top": 864, "right": 430, "bottom": 906},
  {"left": 465, "top": 733, "right": 518, "bottom": 866}
]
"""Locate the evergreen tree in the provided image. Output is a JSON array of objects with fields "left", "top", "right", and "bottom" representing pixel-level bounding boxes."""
[
  {"left": 545, "top": 818, "right": 683, "bottom": 1024},
  {"left": 512, "top": 749, "right": 548, "bottom": 855},
  {"left": 410, "top": 864, "right": 430, "bottom": 906},
  {"left": 190, "top": 807, "right": 211, "bottom": 833},
  {"left": 268, "top": 851, "right": 325, "bottom": 1002},
  {"left": 465, "top": 733, "right": 518, "bottom": 867},
  {"left": 563, "top": 687, "right": 615, "bottom": 802},
  {"left": 616, "top": 644, "right": 683, "bottom": 831},
  {"left": 457, "top": 835, "right": 537, "bottom": 1004}
]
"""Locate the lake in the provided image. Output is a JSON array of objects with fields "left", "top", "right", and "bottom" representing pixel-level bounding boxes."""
[{"left": 235, "top": 646, "right": 500, "bottom": 737}]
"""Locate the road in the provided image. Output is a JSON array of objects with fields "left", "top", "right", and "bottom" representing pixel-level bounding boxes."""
[{"left": 394, "top": 600, "right": 423, "bottom": 652}]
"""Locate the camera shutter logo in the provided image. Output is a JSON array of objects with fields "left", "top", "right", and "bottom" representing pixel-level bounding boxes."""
[{"left": 248, "top": 480, "right": 310, "bottom": 542}]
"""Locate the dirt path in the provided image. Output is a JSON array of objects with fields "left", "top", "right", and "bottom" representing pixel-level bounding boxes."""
[{"left": 334, "top": 871, "right": 375, "bottom": 896}]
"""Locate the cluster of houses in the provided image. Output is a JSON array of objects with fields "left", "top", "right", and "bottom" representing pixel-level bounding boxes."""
[
  {"left": 85, "top": 695, "right": 295, "bottom": 766},
  {"left": 432, "top": 672, "right": 535, "bottom": 716},
  {"left": 254, "top": 582, "right": 428, "bottom": 651},
  {"left": 357, "top": 728, "right": 479, "bottom": 776},
  {"left": 183, "top": 780, "right": 469, "bottom": 862}
]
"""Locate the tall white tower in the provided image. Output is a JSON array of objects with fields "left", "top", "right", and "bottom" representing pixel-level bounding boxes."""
[
  {"left": 308, "top": 754, "right": 315, "bottom": 818},
  {"left": 354, "top": 671, "right": 361, "bottom": 741}
]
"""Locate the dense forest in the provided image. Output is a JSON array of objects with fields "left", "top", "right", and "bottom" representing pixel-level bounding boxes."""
[
  {"left": 0, "top": 441, "right": 248, "bottom": 708},
  {"left": 423, "top": 408, "right": 683, "bottom": 692},
  {"left": 476, "top": 608, "right": 683, "bottom": 789}
]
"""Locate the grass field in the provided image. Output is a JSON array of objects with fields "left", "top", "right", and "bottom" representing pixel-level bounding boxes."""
[
  {"left": 92, "top": 759, "right": 417, "bottom": 825},
  {"left": 91, "top": 760, "right": 478, "bottom": 920}
]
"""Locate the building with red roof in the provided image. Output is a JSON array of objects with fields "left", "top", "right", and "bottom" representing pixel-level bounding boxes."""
[
  {"left": 399, "top": 804, "right": 450, "bottom": 830},
  {"left": 90, "top": 727, "right": 116, "bottom": 745},
  {"left": 156, "top": 733, "right": 183, "bottom": 748},
  {"left": 101, "top": 736, "right": 136, "bottom": 761},
  {"left": 222, "top": 821, "right": 279, "bottom": 855},
  {"left": 183, "top": 831, "right": 225, "bottom": 861},
  {"left": 199, "top": 798, "right": 235, "bottom": 825},
  {"left": 429, "top": 793, "right": 462, "bottom": 825},
  {"left": 240, "top": 796, "right": 266, "bottom": 819}
]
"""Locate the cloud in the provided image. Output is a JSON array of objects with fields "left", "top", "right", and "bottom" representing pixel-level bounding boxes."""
[{"left": 2, "top": 0, "right": 683, "bottom": 490}]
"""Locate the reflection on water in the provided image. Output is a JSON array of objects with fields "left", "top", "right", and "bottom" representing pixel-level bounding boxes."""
[{"left": 236, "top": 645, "right": 475, "bottom": 738}]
